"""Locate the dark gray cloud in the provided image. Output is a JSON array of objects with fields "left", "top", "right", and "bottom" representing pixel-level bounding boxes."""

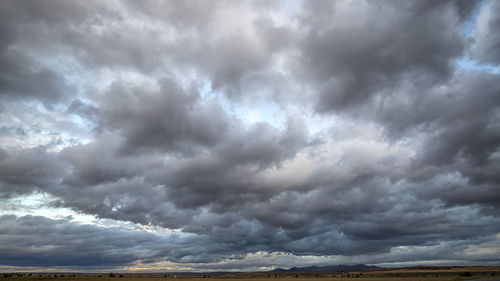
[
  {"left": 298, "top": 0, "right": 476, "bottom": 112},
  {"left": 0, "top": 0, "right": 106, "bottom": 104},
  {"left": 376, "top": 70, "right": 500, "bottom": 157},
  {"left": 0, "top": 0, "right": 499, "bottom": 271},
  {"left": 59, "top": 134, "right": 160, "bottom": 187},
  {"left": 0, "top": 214, "right": 222, "bottom": 267},
  {"left": 0, "top": 215, "right": 153, "bottom": 267},
  {"left": 0, "top": 146, "right": 65, "bottom": 198},
  {"left": 365, "top": 71, "right": 500, "bottom": 216},
  {"left": 98, "top": 79, "right": 230, "bottom": 155},
  {"left": 67, "top": 99, "right": 99, "bottom": 123},
  {"left": 0, "top": 52, "right": 66, "bottom": 103}
]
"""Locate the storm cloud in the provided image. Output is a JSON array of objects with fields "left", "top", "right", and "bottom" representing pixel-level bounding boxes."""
[{"left": 0, "top": 0, "right": 499, "bottom": 271}]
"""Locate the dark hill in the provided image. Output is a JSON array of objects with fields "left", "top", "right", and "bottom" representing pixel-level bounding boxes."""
[{"left": 269, "top": 264, "right": 380, "bottom": 272}]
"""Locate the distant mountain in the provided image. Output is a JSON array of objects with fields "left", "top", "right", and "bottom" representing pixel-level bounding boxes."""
[{"left": 269, "top": 264, "right": 380, "bottom": 272}]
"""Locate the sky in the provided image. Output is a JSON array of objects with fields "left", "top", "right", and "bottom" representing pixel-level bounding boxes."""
[{"left": 0, "top": 0, "right": 500, "bottom": 273}]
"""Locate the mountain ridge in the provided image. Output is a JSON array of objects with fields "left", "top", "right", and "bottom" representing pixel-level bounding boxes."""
[{"left": 269, "top": 264, "right": 380, "bottom": 272}]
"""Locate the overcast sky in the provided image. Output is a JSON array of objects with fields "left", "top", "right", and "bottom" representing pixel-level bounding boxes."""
[{"left": 1, "top": 0, "right": 500, "bottom": 272}]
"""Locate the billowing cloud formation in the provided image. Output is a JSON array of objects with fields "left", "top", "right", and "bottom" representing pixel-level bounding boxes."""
[
  {"left": 299, "top": 0, "right": 475, "bottom": 111},
  {"left": 471, "top": 0, "right": 500, "bottom": 64},
  {"left": 0, "top": 0, "right": 499, "bottom": 271}
]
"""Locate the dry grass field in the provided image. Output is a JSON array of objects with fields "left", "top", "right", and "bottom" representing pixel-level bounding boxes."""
[
  {"left": 0, "top": 277, "right": 492, "bottom": 281},
  {"left": 2, "top": 267, "right": 499, "bottom": 281}
]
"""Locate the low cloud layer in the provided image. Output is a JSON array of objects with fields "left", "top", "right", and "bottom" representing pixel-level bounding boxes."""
[{"left": 0, "top": 0, "right": 499, "bottom": 271}]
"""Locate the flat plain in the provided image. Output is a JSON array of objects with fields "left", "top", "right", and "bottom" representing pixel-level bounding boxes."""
[{"left": 2, "top": 267, "right": 500, "bottom": 281}]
